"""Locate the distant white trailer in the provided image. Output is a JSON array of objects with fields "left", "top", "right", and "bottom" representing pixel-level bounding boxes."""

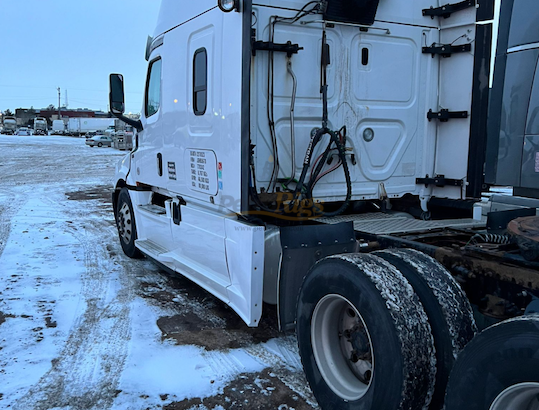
[
  {"left": 80, "top": 118, "right": 115, "bottom": 134},
  {"left": 67, "top": 118, "right": 115, "bottom": 136},
  {"left": 52, "top": 120, "right": 65, "bottom": 135}
]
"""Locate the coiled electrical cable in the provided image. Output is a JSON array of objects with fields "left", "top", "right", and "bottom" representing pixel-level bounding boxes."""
[{"left": 468, "top": 233, "right": 512, "bottom": 246}]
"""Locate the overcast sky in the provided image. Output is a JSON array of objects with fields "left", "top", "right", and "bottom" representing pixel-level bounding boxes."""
[{"left": 0, "top": 1, "right": 161, "bottom": 114}]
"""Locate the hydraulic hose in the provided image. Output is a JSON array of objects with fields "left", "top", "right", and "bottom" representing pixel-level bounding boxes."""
[
  {"left": 294, "top": 127, "right": 327, "bottom": 196},
  {"left": 309, "top": 130, "right": 352, "bottom": 217}
]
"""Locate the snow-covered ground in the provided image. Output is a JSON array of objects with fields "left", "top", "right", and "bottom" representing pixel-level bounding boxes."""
[{"left": 0, "top": 135, "right": 316, "bottom": 409}]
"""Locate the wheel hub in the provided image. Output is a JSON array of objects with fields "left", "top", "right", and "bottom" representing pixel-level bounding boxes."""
[
  {"left": 490, "top": 382, "right": 539, "bottom": 410},
  {"left": 340, "top": 308, "right": 373, "bottom": 384},
  {"left": 311, "top": 294, "right": 374, "bottom": 401},
  {"left": 117, "top": 203, "right": 132, "bottom": 244}
]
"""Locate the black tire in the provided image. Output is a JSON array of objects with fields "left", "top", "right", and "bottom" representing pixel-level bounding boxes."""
[
  {"left": 116, "top": 188, "right": 142, "bottom": 258},
  {"left": 296, "top": 254, "right": 436, "bottom": 410},
  {"left": 445, "top": 315, "right": 539, "bottom": 410},
  {"left": 97, "top": 142, "right": 103, "bottom": 147},
  {"left": 375, "top": 248, "right": 476, "bottom": 410}
]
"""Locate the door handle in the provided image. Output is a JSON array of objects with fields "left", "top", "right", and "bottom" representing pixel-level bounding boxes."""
[{"left": 157, "top": 153, "right": 163, "bottom": 176}]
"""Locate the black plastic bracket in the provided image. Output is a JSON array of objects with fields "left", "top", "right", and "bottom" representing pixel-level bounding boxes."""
[
  {"left": 252, "top": 40, "right": 303, "bottom": 57},
  {"left": 423, "top": 43, "right": 472, "bottom": 58},
  {"left": 427, "top": 109, "right": 469, "bottom": 122},
  {"left": 172, "top": 196, "right": 186, "bottom": 225},
  {"left": 416, "top": 175, "right": 464, "bottom": 188},
  {"left": 423, "top": 0, "right": 475, "bottom": 19}
]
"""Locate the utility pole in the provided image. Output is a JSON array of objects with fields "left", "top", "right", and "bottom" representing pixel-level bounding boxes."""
[{"left": 57, "top": 87, "right": 61, "bottom": 120}]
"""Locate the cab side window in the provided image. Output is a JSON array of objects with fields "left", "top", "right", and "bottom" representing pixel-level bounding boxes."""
[
  {"left": 193, "top": 48, "right": 207, "bottom": 116},
  {"left": 145, "top": 58, "right": 162, "bottom": 117}
]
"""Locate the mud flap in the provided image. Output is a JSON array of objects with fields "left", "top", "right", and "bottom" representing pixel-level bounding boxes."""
[{"left": 278, "top": 222, "right": 357, "bottom": 331}]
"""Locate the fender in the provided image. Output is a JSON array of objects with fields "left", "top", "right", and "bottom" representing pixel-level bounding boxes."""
[{"left": 277, "top": 222, "right": 357, "bottom": 331}]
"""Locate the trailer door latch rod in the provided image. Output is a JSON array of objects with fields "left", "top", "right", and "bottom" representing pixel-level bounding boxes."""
[
  {"left": 423, "top": 0, "right": 475, "bottom": 19},
  {"left": 427, "top": 109, "right": 468, "bottom": 122},
  {"left": 252, "top": 40, "right": 303, "bottom": 57},
  {"left": 423, "top": 43, "right": 472, "bottom": 58}
]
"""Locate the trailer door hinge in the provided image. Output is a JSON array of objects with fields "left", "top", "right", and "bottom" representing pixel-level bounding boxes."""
[
  {"left": 423, "top": 0, "right": 475, "bottom": 19},
  {"left": 251, "top": 40, "right": 303, "bottom": 57},
  {"left": 416, "top": 175, "right": 464, "bottom": 188},
  {"left": 427, "top": 109, "right": 468, "bottom": 122},
  {"left": 423, "top": 43, "right": 472, "bottom": 58}
]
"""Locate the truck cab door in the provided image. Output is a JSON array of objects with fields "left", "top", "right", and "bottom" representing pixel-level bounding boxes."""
[
  {"left": 156, "top": 9, "right": 250, "bottom": 314},
  {"left": 135, "top": 56, "right": 164, "bottom": 188},
  {"left": 130, "top": 55, "right": 173, "bottom": 251}
]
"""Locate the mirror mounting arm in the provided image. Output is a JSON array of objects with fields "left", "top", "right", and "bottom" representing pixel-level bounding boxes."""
[{"left": 111, "top": 112, "right": 143, "bottom": 132}]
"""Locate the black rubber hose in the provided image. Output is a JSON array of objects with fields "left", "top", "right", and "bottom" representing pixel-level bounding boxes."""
[
  {"left": 294, "top": 127, "right": 327, "bottom": 196},
  {"left": 306, "top": 141, "right": 336, "bottom": 198},
  {"left": 249, "top": 127, "right": 351, "bottom": 218},
  {"left": 314, "top": 130, "right": 352, "bottom": 217}
]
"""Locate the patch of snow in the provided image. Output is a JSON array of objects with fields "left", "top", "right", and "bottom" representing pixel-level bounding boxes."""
[
  {"left": 0, "top": 196, "right": 85, "bottom": 407},
  {"left": 113, "top": 299, "right": 266, "bottom": 408}
]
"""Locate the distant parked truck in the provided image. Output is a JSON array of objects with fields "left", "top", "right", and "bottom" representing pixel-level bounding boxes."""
[
  {"left": 124, "top": 131, "right": 134, "bottom": 150},
  {"left": 1, "top": 116, "right": 17, "bottom": 135},
  {"left": 52, "top": 120, "right": 65, "bottom": 135},
  {"left": 105, "top": 126, "right": 115, "bottom": 139},
  {"left": 113, "top": 131, "right": 133, "bottom": 151},
  {"left": 67, "top": 118, "right": 115, "bottom": 136},
  {"left": 33, "top": 117, "right": 48, "bottom": 135}
]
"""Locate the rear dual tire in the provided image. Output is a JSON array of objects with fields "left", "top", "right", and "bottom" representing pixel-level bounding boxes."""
[
  {"left": 297, "top": 250, "right": 477, "bottom": 410},
  {"left": 375, "top": 249, "right": 476, "bottom": 410},
  {"left": 296, "top": 254, "right": 437, "bottom": 410}
]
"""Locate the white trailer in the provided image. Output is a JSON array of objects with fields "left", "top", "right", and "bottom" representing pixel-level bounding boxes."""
[
  {"left": 109, "top": 1, "right": 539, "bottom": 409},
  {"left": 67, "top": 118, "right": 80, "bottom": 136},
  {"left": 67, "top": 118, "right": 115, "bottom": 136},
  {"left": 52, "top": 120, "right": 65, "bottom": 135},
  {"left": 80, "top": 118, "right": 114, "bottom": 133}
]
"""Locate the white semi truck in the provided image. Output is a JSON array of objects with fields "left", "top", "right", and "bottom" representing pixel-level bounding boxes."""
[
  {"left": 33, "top": 117, "right": 48, "bottom": 135},
  {"left": 109, "top": 1, "right": 539, "bottom": 409},
  {"left": 1, "top": 116, "right": 17, "bottom": 135}
]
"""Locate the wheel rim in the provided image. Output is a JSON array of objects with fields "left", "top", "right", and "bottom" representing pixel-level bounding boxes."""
[
  {"left": 311, "top": 294, "right": 374, "bottom": 401},
  {"left": 490, "top": 382, "right": 539, "bottom": 410},
  {"left": 117, "top": 202, "right": 133, "bottom": 244}
]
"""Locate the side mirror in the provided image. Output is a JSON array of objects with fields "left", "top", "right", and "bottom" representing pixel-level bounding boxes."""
[
  {"left": 109, "top": 74, "right": 125, "bottom": 115},
  {"left": 108, "top": 73, "right": 143, "bottom": 133}
]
